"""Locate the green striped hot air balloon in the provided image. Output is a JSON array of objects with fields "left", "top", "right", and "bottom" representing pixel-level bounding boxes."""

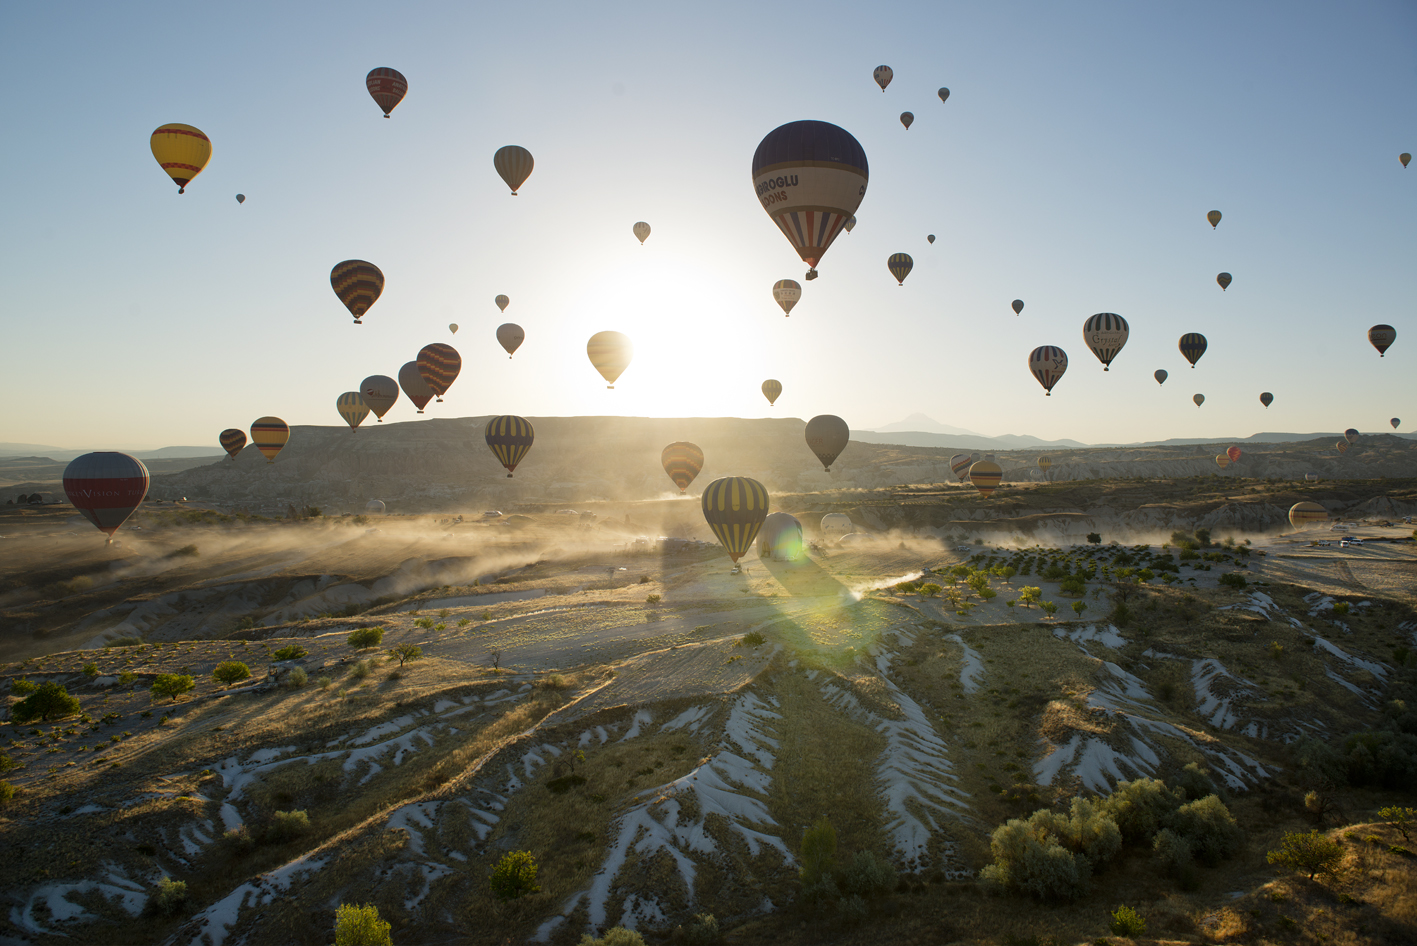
[{"left": 701, "top": 476, "right": 770, "bottom": 565}]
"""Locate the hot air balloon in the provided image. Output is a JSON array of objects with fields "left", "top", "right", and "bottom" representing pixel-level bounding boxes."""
[
  {"left": 1207, "top": 210, "right": 1221, "bottom": 229},
  {"left": 1215, "top": 454, "right": 1230, "bottom": 470},
  {"left": 236, "top": 194, "right": 245, "bottom": 204},
  {"left": 497, "top": 323, "right": 525, "bottom": 358},
  {"left": 1304, "top": 473, "right": 1319, "bottom": 483},
  {"left": 900, "top": 112, "right": 914, "bottom": 130},
  {"left": 805, "top": 415, "right": 850, "bottom": 472},
  {"left": 1037, "top": 456, "right": 1052, "bottom": 481},
  {"left": 821, "top": 513, "right": 853, "bottom": 540},
  {"left": 1193, "top": 394, "right": 1205, "bottom": 408},
  {"left": 873, "top": 65, "right": 893, "bottom": 91},
  {"left": 843, "top": 216, "right": 857, "bottom": 233},
  {"left": 888, "top": 253, "right": 913, "bottom": 285},
  {"left": 250, "top": 417, "right": 289, "bottom": 463},
  {"left": 633, "top": 221, "right": 651, "bottom": 244},
  {"left": 1217, "top": 272, "right": 1232, "bottom": 291},
  {"left": 752, "top": 120, "right": 868, "bottom": 280},
  {"left": 1155, "top": 369, "right": 1168, "bottom": 385},
  {"left": 938, "top": 88, "right": 950, "bottom": 103},
  {"left": 1288, "top": 501, "right": 1328, "bottom": 529},
  {"left": 337, "top": 392, "right": 369, "bottom": 431},
  {"left": 495, "top": 294, "right": 510, "bottom": 312},
  {"left": 330, "top": 260, "right": 384, "bottom": 324},
  {"left": 1028, "top": 346, "right": 1068, "bottom": 395},
  {"left": 1083, "top": 313, "right": 1129, "bottom": 371},
  {"left": 1179, "top": 333, "right": 1207, "bottom": 367},
  {"left": 360, "top": 375, "right": 399, "bottom": 420},
  {"left": 1344, "top": 428, "right": 1359, "bottom": 444},
  {"left": 150, "top": 124, "right": 211, "bottom": 194},
  {"left": 927, "top": 234, "right": 935, "bottom": 244},
  {"left": 485, "top": 415, "right": 534, "bottom": 477},
  {"left": 417, "top": 343, "right": 461, "bottom": 401},
  {"left": 1368, "top": 324, "right": 1396, "bottom": 356},
  {"left": 366, "top": 67, "right": 407, "bottom": 117},
  {"left": 449, "top": 323, "right": 458, "bottom": 334},
  {"left": 398, "top": 362, "right": 435, "bottom": 413},
  {"left": 661, "top": 442, "right": 704, "bottom": 494},
  {"left": 762, "top": 379, "right": 782, "bottom": 405},
  {"left": 494, "top": 145, "right": 534, "bottom": 195},
  {"left": 587, "top": 331, "right": 633, "bottom": 388},
  {"left": 950, "top": 454, "right": 973, "bottom": 481},
  {"left": 1012, "top": 299, "right": 1024, "bottom": 315},
  {"left": 64, "top": 452, "right": 149, "bottom": 543},
  {"left": 1391, "top": 418, "right": 1401, "bottom": 429},
  {"left": 1402, "top": 153, "right": 1411, "bottom": 168},
  {"left": 1335, "top": 440, "right": 1349, "bottom": 455},
  {"left": 701, "top": 476, "right": 770, "bottom": 565},
  {"left": 366, "top": 500, "right": 385, "bottom": 514},
  {"left": 773, "top": 279, "right": 801, "bottom": 316},
  {"left": 969, "top": 460, "right": 1003, "bottom": 498},
  {"left": 219, "top": 429, "right": 246, "bottom": 460},
  {"left": 1227, "top": 446, "right": 1242, "bottom": 463},
  {"left": 1260, "top": 392, "right": 1273, "bottom": 408}
]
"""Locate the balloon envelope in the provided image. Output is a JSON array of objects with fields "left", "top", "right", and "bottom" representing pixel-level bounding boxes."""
[
  {"left": 633, "top": 221, "right": 651, "bottom": 244},
  {"left": 701, "top": 476, "right": 770, "bottom": 563},
  {"left": 1227, "top": 446, "right": 1242, "bottom": 463},
  {"left": 337, "top": 392, "right": 369, "bottom": 430},
  {"left": 887, "top": 253, "right": 913, "bottom": 285},
  {"left": 843, "top": 216, "right": 856, "bottom": 233},
  {"left": 661, "top": 442, "right": 705, "bottom": 493},
  {"left": 1215, "top": 455, "right": 1230, "bottom": 469},
  {"left": 250, "top": 417, "right": 289, "bottom": 463},
  {"left": 805, "top": 415, "right": 850, "bottom": 471},
  {"left": 398, "top": 361, "right": 435, "bottom": 412},
  {"left": 150, "top": 123, "right": 211, "bottom": 193},
  {"left": 1082, "top": 313, "right": 1129, "bottom": 370},
  {"left": 236, "top": 194, "right": 245, "bottom": 204},
  {"left": 1028, "top": 346, "right": 1068, "bottom": 395},
  {"left": 1402, "top": 153, "right": 1412, "bottom": 168},
  {"left": 485, "top": 415, "right": 535, "bottom": 477},
  {"left": 1391, "top": 418, "right": 1401, "bottom": 429},
  {"left": 899, "top": 112, "right": 914, "bottom": 129},
  {"left": 360, "top": 376, "right": 399, "bottom": 420},
  {"left": 331, "top": 260, "right": 384, "bottom": 324},
  {"left": 950, "top": 454, "right": 973, "bottom": 481},
  {"left": 873, "top": 65, "right": 893, "bottom": 90},
  {"left": 926, "top": 234, "right": 935, "bottom": 244},
  {"left": 1193, "top": 394, "right": 1205, "bottom": 407},
  {"left": 1037, "top": 456, "right": 1052, "bottom": 471},
  {"left": 969, "top": 460, "right": 1003, "bottom": 498},
  {"left": 1217, "top": 272, "right": 1232, "bottom": 291},
  {"left": 1260, "top": 392, "right": 1273, "bottom": 408},
  {"left": 365, "top": 500, "right": 385, "bottom": 514},
  {"left": 1288, "top": 501, "right": 1328, "bottom": 529},
  {"left": 587, "top": 331, "right": 633, "bottom": 387},
  {"left": 1344, "top": 428, "right": 1359, "bottom": 444},
  {"left": 493, "top": 145, "right": 534, "bottom": 194},
  {"left": 495, "top": 294, "right": 510, "bottom": 312},
  {"left": 938, "top": 87, "right": 950, "bottom": 103},
  {"left": 366, "top": 67, "right": 407, "bottom": 117},
  {"left": 449, "top": 323, "right": 458, "bottom": 334},
  {"left": 1207, "top": 210, "right": 1221, "bottom": 229},
  {"left": 1179, "top": 333, "right": 1208, "bottom": 367},
  {"left": 1368, "top": 324, "right": 1396, "bottom": 356},
  {"left": 417, "top": 343, "right": 462, "bottom": 399},
  {"left": 762, "top": 379, "right": 782, "bottom": 405},
  {"left": 1012, "top": 299, "right": 1024, "bottom": 315},
  {"left": 497, "top": 323, "right": 525, "bottom": 358},
  {"left": 64, "top": 452, "right": 150, "bottom": 539},
  {"left": 1155, "top": 369, "right": 1168, "bottom": 385},
  {"left": 752, "top": 120, "right": 868, "bottom": 274},
  {"left": 219, "top": 429, "right": 246, "bottom": 460},
  {"left": 772, "top": 279, "right": 801, "bottom": 316}
]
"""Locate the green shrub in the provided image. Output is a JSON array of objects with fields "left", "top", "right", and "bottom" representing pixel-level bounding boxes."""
[
  {"left": 677, "top": 913, "right": 720, "bottom": 945},
  {"left": 1342, "top": 730, "right": 1417, "bottom": 790},
  {"left": 1174, "top": 762, "right": 1215, "bottom": 801},
  {"left": 82, "top": 662, "right": 100, "bottom": 678},
  {"left": 334, "top": 903, "right": 392, "bottom": 946},
  {"left": 1378, "top": 806, "right": 1415, "bottom": 841},
  {"left": 578, "top": 929, "right": 645, "bottom": 946},
  {"left": 837, "top": 894, "right": 869, "bottom": 925},
  {"left": 800, "top": 816, "right": 837, "bottom": 885},
  {"left": 347, "top": 627, "right": 384, "bottom": 650},
  {"left": 1102, "top": 777, "right": 1183, "bottom": 844},
  {"left": 646, "top": 593, "right": 661, "bottom": 603},
  {"left": 213, "top": 661, "right": 251, "bottom": 687},
  {"left": 1059, "top": 578, "right": 1086, "bottom": 596},
  {"left": 350, "top": 659, "right": 374, "bottom": 680},
  {"left": 266, "top": 809, "right": 311, "bottom": 843},
  {"left": 1219, "top": 572, "right": 1247, "bottom": 590},
  {"left": 284, "top": 667, "right": 308, "bottom": 688},
  {"left": 272, "top": 644, "right": 307, "bottom": 661},
  {"left": 838, "top": 850, "right": 896, "bottom": 899},
  {"left": 154, "top": 876, "right": 188, "bottom": 913},
  {"left": 1109, "top": 904, "right": 1146, "bottom": 937},
  {"left": 0, "top": 781, "right": 15, "bottom": 805},
  {"left": 9, "top": 677, "right": 38, "bottom": 696},
  {"left": 980, "top": 799, "right": 1120, "bottom": 900},
  {"left": 1153, "top": 828, "right": 1194, "bottom": 875},
  {"left": 919, "top": 582, "right": 942, "bottom": 597},
  {"left": 12, "top": 682, "right": 81, "bottom": 721},
  {"left": 387, "top": 644, "right": 422, "bottom": 668},
  {"left": 490, "top": 850, "right": 540, "bottom": 900},
  {"left": 1333, "top": 601, "right": 1350, "bottom": 615},
  {"left": 150, "top": 674, "right": 195, "bottom": 703},
  {"left": 1041, "top": 601, "right": 1059, "bottom": 617},
  {"left": 738, "top": 631, "right": 766, "bottom": 648},
  {"left": 1168, "top": 795, "right": 1242, "bottom": 866},
  {"left": 108, "top": 636, "right": 142, "bottom": 647},
  {"left": 1267, "top": 829, "right": 1344, "bottom": 879}
]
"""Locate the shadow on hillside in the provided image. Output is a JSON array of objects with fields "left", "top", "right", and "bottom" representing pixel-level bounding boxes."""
[{"left": 759, "top": 554, "right": 851, "bottom": 598}]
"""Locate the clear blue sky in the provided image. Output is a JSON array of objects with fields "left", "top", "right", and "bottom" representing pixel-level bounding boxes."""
[{"left": 3, "top": 1, "right": 1413, "bottom": 449}]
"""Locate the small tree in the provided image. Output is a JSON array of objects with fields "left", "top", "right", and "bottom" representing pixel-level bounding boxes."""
[
  {"left": 347, "top": 627, "right": 384, "bottom": 650},
  {"left": 1041, "top": 601, "right": 1059, "bottom": 618},
  {"left": 490, "top": 850, "right": 540, "bottom": 900},
  {"left": 1087, "top": 533, "right": 1102, "bottom": 545},
  {"left": 150, "top": 674, "right": 195, "bottom": 703},
  {"left": 11, "top": 682, "right": 82, "bottom": 722},
  {"left": 272, "top": 644, "right": 307, "bottom": 661},
  {"left": 1110, "top": 905, "right": 1146, "bottom": 937},
  {"left": 334, "top": 903, "right": 392, "bottom": 946},
  {"left": 1378, "top": 806, "right": 1415, "bottom": 842},
  {"left": 1018, "top": 586, "right": 1041, "bottom": 608},
  {"left": 387, "top": 644, "right": 423, "bottom": 668},
  {"left": 1267, "top": 829, "right": 1344, "bottom": 880},
  {"left": 154, "top": 877, "right": 188, "bottom": 914},
  {"left": 1071, "top": 600, "right": 1088, "bottom": 618},
  {"left": 799, "top": 816, "right": 838, "bottom": 885},
  {"left": 213, "top": 661, "right": 251, "bottom": 688}
]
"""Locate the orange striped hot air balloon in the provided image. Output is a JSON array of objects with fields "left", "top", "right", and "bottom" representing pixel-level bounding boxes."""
[
  {"left": 701, "top": 476, "right": 770, "bottom": 564},
  {"left": 969, "top": 460, "right": 1003, "bottom": 498},
  {"left": 661, "top": 442, "right": 705, "bottom": 493},
  {"left": 1227, "top": 446, "right": 1242, "bottom": 463},
  {"left": 1288, "top": 501, "right": 1328, "bottom": 529},
  {"left": 484, "top": 415, "right": 535, "bottom": 477},
  {"left": 330, "top": 261, "right": 384, "bottom": 324},
  {"left": 587, "top": 332, "right": 633, "bottom": 388},
  {"left": 416, "top": 343, "right": 461, "bottom": 401},
  {"left": 366, "top": 67, "right": 407, "bottom": 117},
  {"left": 250, "top": 417, "right": 289, "bottom": 463},
  {"left": 63, "top": 453, "right": 150, "bottom": 543},
  {"left": 950, "top": 454, "right": 972, "bottom": 481},
  {"left": 762, "top": 379, "right": 782, "bottom": 406},
  {"left": 219, "top": 429, "right": 246, "bottom": 460},
  {"left": 150, "top": 124, "right": 212, "bottom": 194}
]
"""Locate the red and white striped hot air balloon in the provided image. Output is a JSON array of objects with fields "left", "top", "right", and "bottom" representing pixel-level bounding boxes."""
[{"left": 63, "top": 452, "right": 150, "bottom": 543}]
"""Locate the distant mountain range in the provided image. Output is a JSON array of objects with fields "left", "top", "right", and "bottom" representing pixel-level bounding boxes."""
[{"left": 0, "top": 443, "right": 227, "bottom": 461}]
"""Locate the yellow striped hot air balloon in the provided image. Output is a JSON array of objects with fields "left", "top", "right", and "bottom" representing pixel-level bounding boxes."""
[
  {"left": 250, "top": 417, "right": 289, "bottom": 464},
  {"left": 633, "top": 221, "right": 651, "bottom": 244},
  {"left": 968, "top": 459, "right": 1002, "bottom": 498},
  {"left": 587, "top": 331, "right": 633, "bottom": 388},
  {"left": 1288, "top": 501, "right": 1328, "bottom": 529},
  {"left": 150, "top": 123, "right": 212, "bottom": 193},
  {"left": 762, "top": 379, "right": 782, "bottom": 406},
  {"left": 1215, "top": 454, "right": 1230, "bottom": 469},
  {"left": 772, "top": 279, "right": 801, "bottom": 316},
  {"left": 661, "top": 442, "right": 705, "bottom": 494},
  {"left": 701, "top": 476, "right": 770, "bottom": 565},
  {"left": 1207, "top": 210, "right": 1222, "bottom": 229},
  {"left": 887, "top": 253, "right": 913, "bottom": 285},
  {"left": 336, "top": 392, "right": 370, "bottom": 430},
  {"left": 484, "top": 415, "right": 535, "bottom": 477},
  {"left": 1037, "top": 456, "right": 1052, "bottom": 481}
]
